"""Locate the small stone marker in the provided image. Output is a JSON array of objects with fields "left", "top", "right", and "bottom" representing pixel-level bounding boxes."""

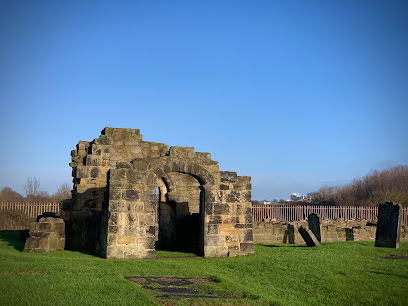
[
  {"left": 298, "top": 226, "right": 320, "bottom": 247},
  {"left": 375, "top": 202, "right": 402, "bottom": 248},
  {"left": 308, "top": 213, "right": 322, "bottom": 242}
]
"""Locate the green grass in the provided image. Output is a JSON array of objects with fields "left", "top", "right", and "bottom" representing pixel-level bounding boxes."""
[{"left": 1, "top": 231, "right": 408, "bottom": 305}]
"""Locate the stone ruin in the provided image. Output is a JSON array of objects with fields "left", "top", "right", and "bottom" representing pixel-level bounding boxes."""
[
  {"left": 61, "top": 127, "right": 254, "bottom": 259},
  {"left": 23, "top": 216, "right": 65, "bottom": 253}
]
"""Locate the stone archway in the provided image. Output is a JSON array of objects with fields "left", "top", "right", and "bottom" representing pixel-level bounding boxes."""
[
  {"left": 65, "top": 128, "right": 255, "bottom": 259},
  {"left": 145, "top": 160, "right": 217, "bottom": 256}
]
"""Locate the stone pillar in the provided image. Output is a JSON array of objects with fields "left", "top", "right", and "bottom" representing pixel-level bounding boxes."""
[
  {"left": 106, "top": 168, "right": 156, "bottom": 259},
  {"left": 375, "top": 202, "right": 402, "bottom": 248}
]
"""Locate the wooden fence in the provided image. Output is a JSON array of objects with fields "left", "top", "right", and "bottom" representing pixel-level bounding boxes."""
[
  {"left": 252, "top": 205, "right": 408, "bottom": 225},
  {"left": 0, "top": 202, "right": 61, "bottom": 231}
]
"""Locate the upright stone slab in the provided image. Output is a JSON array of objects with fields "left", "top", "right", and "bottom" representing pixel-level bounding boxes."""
[
  {"left": 375, "top": 202, "right": 402, "bottom": 248},
  {"left": 298, "top": 226, "right": 320, "bottom": 247},
  {"left": 308, "top": 213, "right": 321, "bottom": 242}
]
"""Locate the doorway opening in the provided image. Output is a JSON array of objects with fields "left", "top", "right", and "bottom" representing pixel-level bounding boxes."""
[{"left": 155, "top": 172, "right": 205, "bottom": 255}]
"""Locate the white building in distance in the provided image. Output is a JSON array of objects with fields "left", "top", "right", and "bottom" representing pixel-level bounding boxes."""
[{"left": 288, "top": 193, "right": 311, "bottom": 201}]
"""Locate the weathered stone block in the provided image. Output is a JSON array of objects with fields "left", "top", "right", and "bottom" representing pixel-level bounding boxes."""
[
  {"left": 240, "top": 242, "right": 255, "bottom": 253},
  {"left": 225, "top": 191, "right": 241, "bottom": 203},
  {"left": 298, "top": 226, "right": 320, "bottom": 247},
  {"left": 126, "top": 171, "right": 144, "bottom": 184},
  {"left": 205, "top": 235, "right": 225, "bottom": 246},
  {"left": 220, "top": 171, "right": 237, "bottom": 182},
  {"left": 117, "top": 162, "right": 131, "bottom": 169},
  {"left": 110, "top": 169, "right": 127, "bottom": 182},
  {"left": 108, "top": 225, "right": 118, "bottom": 234},
  {"left": 76, "top": 166, "right": 90, "bottom": 178},
  {"left": 122, "top": 190, "right": 140, "bottom": 201},
  {"left": 23, "top": 218, "right": 65, "bottom": 253},
  {"left": 213, "top": 203, "right": 230, "bottom": 215},
  {"left": 39, "top": 222, "right": 52, "bottom": 232},
  {"left": 206, "top": 224, "right": 219, "bottom": 235},
  {"left": 106, "top": 245, "right": 124, "bottom": 258},
  {"left": 245, "top": 214, "right": 252, "bottom": 224},
  {"left": 117, "top": 236, "right": 136, "bottom": 245},
  {"left": 195, "top": 152, "right": 211, "bottom": 160},
  {"left": 169, "top": 146, "right": 195, "bottom": 158},
  {"left": 327, "top": 225, "right": 336, "bottom": 232},
  {"left": 204, "top": 245, "right": 228, "bottom": 257},
  {"left": 218, "top": 224, "right": 236, "bottom": 236},
  {"left": 90, "top": 167, "right": 99, "bottom": 178},
  {"left": 220, "top": 184, "right": 229, "bottom": 190},
  {"left": 243, "top": 229, "right": 253, "bottom": 242},
  {"left": 208, "top": 215, "right": 222, "bottom": 224}
]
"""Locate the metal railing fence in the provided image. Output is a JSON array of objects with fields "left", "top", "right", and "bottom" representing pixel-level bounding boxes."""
[
  {"left": 2, "top": 203, "right": 408, "bottom": 230},
  {"left": 252, "top": 205, "right": 408, "bottom": 225}
]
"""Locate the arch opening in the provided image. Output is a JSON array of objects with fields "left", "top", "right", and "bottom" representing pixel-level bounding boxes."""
[{"left": 155, "top": 172, "right": 205, "bottom": 255}]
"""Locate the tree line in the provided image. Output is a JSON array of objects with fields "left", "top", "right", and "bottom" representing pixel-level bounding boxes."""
[
  {"left": 308, "top": 166, "right": 408, "bottom": 207},
  {"left": 0, "top": 177, "right": 71, "bottom": 203}
]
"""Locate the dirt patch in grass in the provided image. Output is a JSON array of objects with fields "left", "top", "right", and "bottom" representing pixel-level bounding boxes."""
[{"left": 126, "top": 276, "right": 241, "bottom": 301}]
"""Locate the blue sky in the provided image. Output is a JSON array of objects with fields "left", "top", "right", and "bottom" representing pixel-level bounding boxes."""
[{"left": 1, "top": 0, "right": 407, "bottom": 200}]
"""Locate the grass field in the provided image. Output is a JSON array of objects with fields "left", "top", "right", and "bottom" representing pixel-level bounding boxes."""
[{"left": 1, "top": 231, "right": 408, "bottom": 305}]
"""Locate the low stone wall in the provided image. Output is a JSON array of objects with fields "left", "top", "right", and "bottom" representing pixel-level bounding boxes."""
[{"left": 253, "top": 219, "right": 408, "bottom": 244}]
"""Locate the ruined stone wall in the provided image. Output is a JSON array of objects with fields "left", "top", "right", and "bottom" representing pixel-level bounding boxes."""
[
  {"left": 64, "top": 128, "right": 167, "bottom": 250},
  {"left": 253, "top": 219, "right": 408, "bottom": 244},
  {"left": 64, "top": 127, "right": 254, "bottom": 259},
  {"left": 68, "top": 128, "right": 168, "bottom": 210}
]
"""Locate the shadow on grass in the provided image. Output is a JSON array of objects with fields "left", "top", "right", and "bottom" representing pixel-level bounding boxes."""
[
  {"left": 370, "top": 270, "right": 408, "bottom": 280},
  {"left": 0, "top": 230, "right": 27, "bottom": 251},
  {"left": 0, "top": 230, "right": 97, "bottom": 257},
  {"left": 356, "top": 242, "right": 370, "bottom": 247},
  {"left": 259, "top": 244, "right": 308, "bottom": 248},
  {"left": 154, "top": 241, "right": 200, "bottom": 258},
  {"left": 155, "top": 249, "right": 199, "bottom": 258}
]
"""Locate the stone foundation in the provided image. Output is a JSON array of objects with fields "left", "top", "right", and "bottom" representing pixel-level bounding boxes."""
[{"left": 253, "top": 219, "right": 408, "bottom": 244}]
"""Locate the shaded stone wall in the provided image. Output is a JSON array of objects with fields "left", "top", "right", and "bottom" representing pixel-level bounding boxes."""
[
  {"left": 253, "top": 219, "right": 408, "bottom": 244},
  {"left": 63, "top": 127, "right": 254, "bottom": 259}
]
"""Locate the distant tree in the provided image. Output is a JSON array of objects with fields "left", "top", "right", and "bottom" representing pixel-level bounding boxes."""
[
  {"left": 52, "top": 183, "right": 72, "bottom": 202},
  {"left": 1, "top": 181, "right": 72, "bottom": 203},
  {"left": 309, "top": 166, "right": 408, "bottom": 207},
  {"left": 24, "top": 177, "right": 41, "bottom": 198},
  {"left": 0, "top": 187, "right": 24, "bottom": 202},
  {"left": 23, "top": 177, "right": 51, "bottom": 202}
]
